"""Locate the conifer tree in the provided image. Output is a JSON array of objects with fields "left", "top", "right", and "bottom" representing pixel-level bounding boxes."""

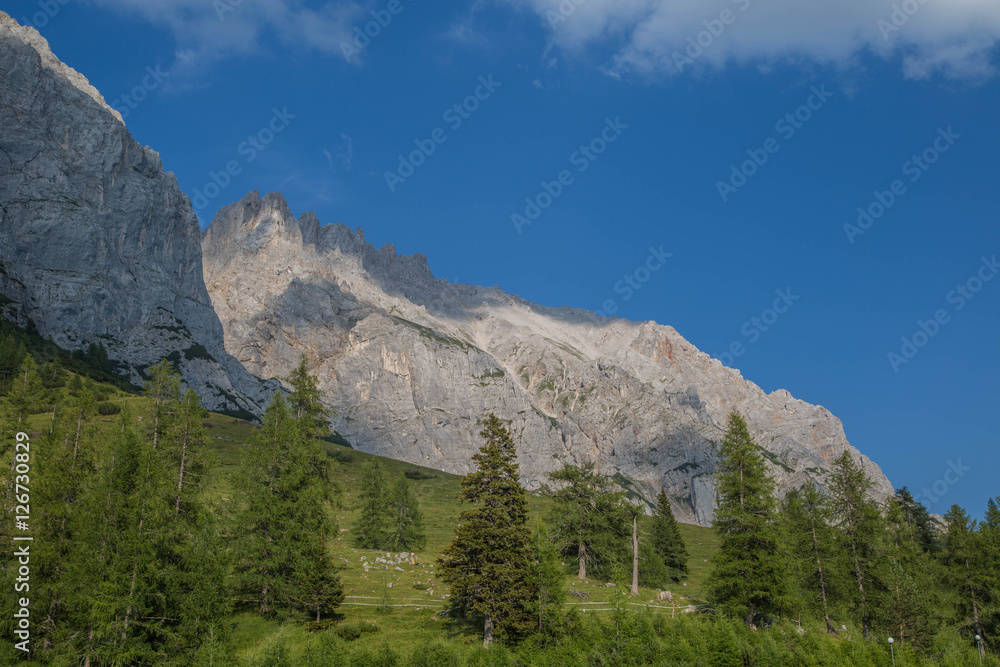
[
  {"left": 144, "top": 359, "right": 181, "bottom": 451},
  {"left": 879, "top": 498, "right": 937, "bottom": 648},
  {"left": 230, "top": 392, "right": 338, "bottom": 615},
  {"left": 943, "top": 504, "right": 991, "bottom": 644},
  {"left": 707, "top": 411, "right": 789, "bottom": 627},
  {"left": 353, "top": 460, "right": 390, "bottom": 549},
  {"left": 437, "top": 414, "right": 534, "bottom": 646},
  {"left": 385, "top": 474, "right": 426, "bottom": 552},
  {"left": 829, "top": 451, "right": 885, "bottom": 638},
  {"left": 292, "top": 542, "right": 345, "bottom": 623},
  {"left": 531, "top": 524, "right": 565, "bottom": 636},
  {"left": 3, "top": 353, "right": 43, "bottom": 423},
  {"left": 650, "top": 487, "right": 689, "bottom": 577},
  {"left": 545, "top": 461, "right": 629, "bottom": 581},
  {"left": 780, "top": 483, "right": 840, "bottom": 633},
  {"left": 286, "top": 355, "right": 330, "bottom": 437},
  {"left": 166, "top": 389, "right": 208, "bottom": 515}
]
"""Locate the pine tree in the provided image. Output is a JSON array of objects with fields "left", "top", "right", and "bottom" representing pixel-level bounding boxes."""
[
  {"left": 979, "top": 497, "right": 1000, "bottom": 652},
  {"left": 544, "top": 461, "right": 629, "bottom": 581},
  {"left": 353, "top": 460, "right": 390, "bottom": 549},
  {"left": 286, "top": 355, "right": 330, "bottom": 437},
  {"left": 828, "top": 451, "right": 885, "bottom": 638},
  {"left": 385, "top": 474, "right": 426, "bottom": 552},
  {"left": 650, "top": 487, "right": 689, "bottom": 577},
  {"left": 895, "top": 487, "right": 942, "bottom": 554},
  {"left": 706, "top": 411, "right": 789, "bottom": 627},
  {"left": 437, "top": 413, "right": 535, "bottom": 646},
  {"left": 144, "top": 359, "right": 181, "bottom": 451},
  {"left": 780, "top": 483, "right": 840, "bottom": 633},
  {"left": 530, "top": 524, "right": 565, "bottom": 636}
]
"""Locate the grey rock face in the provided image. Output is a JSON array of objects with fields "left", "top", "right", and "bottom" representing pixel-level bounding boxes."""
[
  {"left": 0, "top": 13, "right": 272, "bottom": 414},
  {"left": 202, "top": 191, "right": 895, "bottom": 525}
]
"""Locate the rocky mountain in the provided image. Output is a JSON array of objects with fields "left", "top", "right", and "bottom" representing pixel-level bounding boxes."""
[
  {"left": 202, "top": 191, "right": 894, "bottom": 524},
  {"left": 0, "top": 12, "right": 271, "bottom": 414}
]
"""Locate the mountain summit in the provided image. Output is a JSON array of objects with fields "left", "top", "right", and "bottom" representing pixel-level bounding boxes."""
[{"left": 202, "top": 191, "right": 894, "bottom": 524}]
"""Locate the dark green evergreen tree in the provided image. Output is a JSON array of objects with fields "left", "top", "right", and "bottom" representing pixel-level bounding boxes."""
[
  {"left": 544, "top": 461, "right": 629, "bottom": 581},
  {"left": 353, "top": 459, "right": 390, "bottom": 549},
  {"left": 286, "top": 355, "right": 330, "bottom": 437},
  {"left": 385, "top": 474, "right": 426, "bottom": 552},
  {"left": 292, "top": 542, "right": 345, "bottom": 622},
  {"left": 650, "top": 487, "right": 689, "bottom": 577},
  {"left": 437, "top": 414, "right": 535, "bottom": 646},
  {"left": 706, "top": 411, "right": 789, "bottom": 627}
]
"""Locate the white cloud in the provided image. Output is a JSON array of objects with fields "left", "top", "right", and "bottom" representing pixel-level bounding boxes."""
[
  {"left": 88, "top": 0, "right": 367, "bottom": 74},
  {"left": 504, "top": 0, "right": 1000, "bottom": 80}
]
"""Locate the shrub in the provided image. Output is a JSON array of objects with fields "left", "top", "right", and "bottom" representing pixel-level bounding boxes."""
[
  {"left": 97, "top": 401, "right": 121, "bottom": 416},
  {"left": 404, "top": 469, "right": 435, "bottom": 480}
]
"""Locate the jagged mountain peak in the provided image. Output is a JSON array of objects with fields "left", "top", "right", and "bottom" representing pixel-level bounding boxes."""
[{"left": 202, "top": 190, "right": 893, "bottom": 525}]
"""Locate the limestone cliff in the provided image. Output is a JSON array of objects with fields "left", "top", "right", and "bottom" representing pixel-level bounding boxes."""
[
  {"left": 0, "top": 12, "right": 272, "bottom": 414},
  {"left": 202, "top": 191, "right": 894, "bottom": 524}
]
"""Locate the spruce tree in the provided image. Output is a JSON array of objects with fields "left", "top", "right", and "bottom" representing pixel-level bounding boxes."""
[
  {"left": 385, "top": 474, "right": 426, "bottom": 552},
  {"left": 353, "top": 460, "right": 390, "bottom": 549},
  {"left": 650, "top": 487, "right": 689, "bottom": 577},
  {"left": 437, "top": 413, "right": 535, "bottom": 645},
  {"left": 706, "top": 411, "right": 789, "bottom": 627},
  {"left": 286, "top": 355, "right": 330, "bottom": 437},
  {"left": 292, "top": 542, "right": 345, "bottom": 623},
  {"left": 828, "top": 451, "right": 885, "bottom": 638},
  {"left": 879, "top": 497, "right": 937, "bottom": 648},
  {"left": 545, "top": 462, "right": 629, "bottom": 581},
  {"left": 780, "top": 483, "right": 840, "bottom": 633}
]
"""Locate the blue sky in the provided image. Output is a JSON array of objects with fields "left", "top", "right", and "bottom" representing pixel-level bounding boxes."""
[{"left": 7, "top": 0, "right": 999, "bottom": 518}]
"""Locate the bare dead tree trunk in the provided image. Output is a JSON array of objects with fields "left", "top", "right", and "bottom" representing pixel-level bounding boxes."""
[{"left": 578, "top": 541, "right": 586, "bottom": 580}]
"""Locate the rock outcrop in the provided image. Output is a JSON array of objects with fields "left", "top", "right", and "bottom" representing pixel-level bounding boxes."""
[
  {"left": 0, "top": 12, "right": 272, "bottom": 414},
  {"left": 202, "top": 191, "right": 894, "bottom": 524}
]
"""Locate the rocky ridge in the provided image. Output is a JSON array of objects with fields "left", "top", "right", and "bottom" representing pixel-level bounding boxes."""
[
  {"left": 202, "top": 191, "right": 894, "bottom": 524},
  {"left": 0, "top": 12, "right": 272, "bottom": 414}
]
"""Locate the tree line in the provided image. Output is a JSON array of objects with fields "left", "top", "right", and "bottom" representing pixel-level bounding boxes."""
[{"left": 0, "top": 353, "right": 368, "bottom": 664}]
